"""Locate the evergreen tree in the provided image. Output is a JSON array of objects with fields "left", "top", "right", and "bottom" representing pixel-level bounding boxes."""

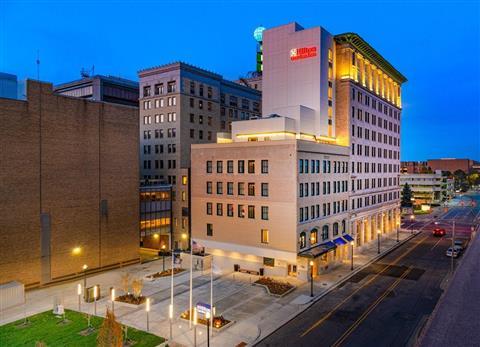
[
  {"left": 97, "top": 308, "right": 123, "bottom": 347},
  {"left": 401, "top": 183, "right": 413, "bottom": 207}
]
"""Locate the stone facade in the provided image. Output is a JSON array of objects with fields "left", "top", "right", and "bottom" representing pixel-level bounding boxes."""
[{"left": 0, "top": 80, "right": 139, "bottom": 288}]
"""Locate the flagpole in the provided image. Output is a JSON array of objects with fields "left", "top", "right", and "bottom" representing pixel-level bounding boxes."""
[
  {"left": 210, "top": 255, "right": 213, "bottom": 337},
  {"left": 189, "top": 237, "right": 193, "bottom": 328}
]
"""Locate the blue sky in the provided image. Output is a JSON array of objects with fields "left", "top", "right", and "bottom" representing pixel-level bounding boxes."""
[{"left": 1, "top": 0, "right": 479, "bottom": 161}]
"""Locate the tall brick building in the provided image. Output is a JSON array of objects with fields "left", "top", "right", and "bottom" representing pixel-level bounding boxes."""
[{"left": 0, "top": 80, "right": 139, "bottom": 288}]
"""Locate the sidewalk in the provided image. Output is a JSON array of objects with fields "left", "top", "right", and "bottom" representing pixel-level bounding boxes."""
[{"left": 0, "top": 230, "right": 416, "bottom": 347}]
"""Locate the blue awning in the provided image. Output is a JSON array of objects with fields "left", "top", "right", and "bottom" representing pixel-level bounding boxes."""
[
  {"left": 333, "top": 237, "right": 347, "bottom": 246},
  {"left": 342, "top": 234, "right": 354, "bottom": 242},
  {"left": 298, "top": 241, "right": 337, "bottom": 258}
]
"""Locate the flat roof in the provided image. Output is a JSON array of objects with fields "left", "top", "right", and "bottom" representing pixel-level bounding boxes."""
[{"left": 54, "top": 74, "right": 138, "bottom": 91}]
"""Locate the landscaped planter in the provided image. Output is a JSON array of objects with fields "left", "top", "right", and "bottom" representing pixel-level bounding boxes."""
[
  {"left": 114, "top": 294, "right": 147, "bottom": 308},
  {"left": 179, "top": 309, "right": 234, "bottom": 332},
  {"left": 253, "top": 277, "right": 296, "bottom": 297},
  {"left": 144, "top": 268, "right": 186, "bottom": 281}
]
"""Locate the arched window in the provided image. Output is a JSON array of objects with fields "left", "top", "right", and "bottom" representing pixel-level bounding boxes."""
[
  {"left": 333, "top": 222, "right": 339, "bottom": 236},
  {"left": 322, "top": 225, "right": 329, "bottom": 241},
  {"left": 341, "top": 219, "right": 346, "bottom": 234},
  {"left": 299, "top": 232, "right": 306, "bottom": 249},
  {"left": 310, "top": 228, "right": 318, "bottom": 245}
]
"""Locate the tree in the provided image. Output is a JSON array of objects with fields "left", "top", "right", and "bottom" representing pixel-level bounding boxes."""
[
  {"left": 401, "top": 183, "right": 413, "bottom": 207},
  {"left": 453, "top": 169, "right": 468, "bottom": 191},
  {"left": 121, "top": 273, "right": 131, "bottom": 294},
  {"left": 131, "top": 278, "right": 144, "bottom": 298},
  {"left": 97, "top": 308, "right": 123, "bottom": 347}
]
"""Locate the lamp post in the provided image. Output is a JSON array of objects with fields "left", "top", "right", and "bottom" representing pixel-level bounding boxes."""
[
  {"left": 161, "top": 244, "right": 166, "bottom": 272},
  {"left": 205, "top": 311, "right": 211, "bottom": 347},
  {"left": 77, "top": 284, "right": 82, "bottom": 312},
  {"left": 82, "top": 264, "right": 88, "bottom": 298},
  {"left": 396, "top": 221, "right": 400, "bottom": 243},
  {"left": 309, "top": 260, "right": 314, "bottom": 297},
  {"left": 410, "top": 214, "right": 415, "bottom": 234},
  {"left": 377, "top": 229, "right": 381, "bottom": 254},
  {"left": 111, "top": 288, "right": 115, "bottom": 315},
  {"left": 146, "top": 297, "right": 150, "bottom": 331},
  {"left": 168, "top": 304, "right": 173, "bottom": 341},
  {"left": 350, "top": 241, "right": 354, "bottom": 271},
  {"left": 93, "top": 285, "right": 98, "bottom": 315},
  {"left": 193, "top": 307, "right": 198, "bottom": 347}
]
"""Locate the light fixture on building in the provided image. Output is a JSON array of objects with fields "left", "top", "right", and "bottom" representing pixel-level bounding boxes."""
[
  {"left": 153, "top": 233, "right": 159, "bottom": 239},
  {"left": 72, "top": 246, "right": 81, "bottom": 255},
  {"left": 182, "top": 233, "right": 187, "bottom": 240}
]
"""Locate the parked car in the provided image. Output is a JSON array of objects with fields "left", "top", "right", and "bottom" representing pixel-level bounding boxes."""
[
  {"left": 446, "top": 246, "right": 462, "bottom": 258},
  {"left": 433, "top": 228, "right": 446, "bottom": 237},
  {"left": 454, "top": 240, "right": 465, "bottom": 250}
]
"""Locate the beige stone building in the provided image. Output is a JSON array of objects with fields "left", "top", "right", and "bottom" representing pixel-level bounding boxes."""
[
  {"left": 0, "top": 80, "right": 139, "bottom": 288},
  {"left": 191, "top": 137, "right": 349, "bottom": 280},
  {"left": 190, "top": 22, "right": 406, "bottom": 280},
  {"left": 138, "top": 62, "right": 261, "bottom": 249}
]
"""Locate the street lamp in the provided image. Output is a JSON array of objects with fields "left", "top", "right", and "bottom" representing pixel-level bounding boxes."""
[
  {"left": 309, "top": 260, "right": 314, "bottom": 297},
  {"left": 146, "top": 297, "right": 151, "bottom": 331},
  {"left": 82, "top": 264, "right": 88, "bottom": 298},
  {"left": 193, "top": 307, "right": 198, "bottom": 347},
  {"left": 161, "top": 244, "right": 166, "bottom": 272},
  {"left": 93, "top": 285, "right": 98, "bottom": 315},
  {"left": 410, "top": 214, "right": 415, "bottom": 234},
  {"left": 396, "top": 222, "right": 400, "bottom": 243},
  {"left": 350, "top": 241, "right": 354, "bottom": 270},
  {"left": 205, "top": 310, "right": 211, "bottom": 347},
  {"left": 377, "top": 229, "right": 381, "bottom": 254},
  {"left": 111, "top": 288, "right": 115, "bottom": 315},
  {"left": 77, "top": 283, "right": 82, "bottom": 312}
]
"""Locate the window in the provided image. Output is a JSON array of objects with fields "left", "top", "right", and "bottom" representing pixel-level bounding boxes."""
[
  {"left": 227, "top": 204, "right": 234, "bottom": 217},
  {"left": 216, "top": 203, "right": 223, "bottom": 216},
  {"left": 261, "top": 206, "right": 269, "bottom": 220},
  {"left": 261, "top": 229, "right": 269, "bottom": 244},
  {"left": 217, "top": 161, "right": 223, "bottom": 173},
  {"left": 206, "top": 202, "right": 212, "bottom": 215},
  {"left": 333, "top": 222, "right": 339, "bottom": 236},
  {"left": 206, "top": 161, "right": 212, "bottom": 173},
  {"left": 238, "top": 160, "right": 245, "bottom": 173},
  {"left": 167, "top": 81, "right": 176, "bottom": 93},
  {"left": 310, "top": 229, "right": 318, "bottom": 245},
  {"left": 248, "top": 160, "right": 255, "bottom": 173},
  {"left": 238, "top": 182, "right": 245, "bottom": 195},
  {"left": 207, "top": 223, "right": 213, "bottom": 236},
  {"left": 238, "top": 205, "right": 245, "bottom": 218},
  {"left": 248, "top": 183, "right": 255, "bottom": 196},
  {"left": 248, "top": 205, "right": 255, "bottom": 219},
  {"left": 299, "top": 232, "right": 306, "bottom": 249},
  {"left": 227, "top": 160, "right": 234, "bottom": 173},
  {"left": 322, "top": 225, "right": 329, "bottom": 240},
  {"left": 261, "top": 183, "right": 269, "bottom": 197},
  {"left": 227, "top": 182, "right": 233, "bottom": 195},
  {"left": 206, "top": 182, "right": 212, "bottom": 194},
  {"left": 261, "top": 160, "right": 268, "bottom": 174},
  {"left": 182, "top": 176, "right": 187, "bottom": 185},
  {"left": 216, "top": 182, "right": 223, "bottom": 194}
]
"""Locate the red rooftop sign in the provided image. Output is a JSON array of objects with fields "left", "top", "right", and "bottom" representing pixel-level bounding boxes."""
[{"left": 290, "top": 46, "right": 317, "bottom": 61}]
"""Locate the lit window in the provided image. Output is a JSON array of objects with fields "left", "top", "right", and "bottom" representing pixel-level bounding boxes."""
[{"left": 261, "top": 229, "right": 269, "bottom": 244}]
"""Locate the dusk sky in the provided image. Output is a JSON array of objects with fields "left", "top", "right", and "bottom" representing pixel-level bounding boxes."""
[{"left": 1, "top": 0, "right": 478, "bottom": 161}]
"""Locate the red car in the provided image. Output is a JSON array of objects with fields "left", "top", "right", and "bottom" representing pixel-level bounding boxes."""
[{"left": 433, "top": 228, "right": 446, "bottom": 237}]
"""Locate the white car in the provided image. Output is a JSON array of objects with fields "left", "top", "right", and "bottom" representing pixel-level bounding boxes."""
[{"left": 446, "top": 246, "right": 462, "bottom": 258}]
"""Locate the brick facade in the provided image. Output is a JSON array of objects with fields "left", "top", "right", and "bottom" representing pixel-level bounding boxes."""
[{"left": 0, "top": 80, "right": 139, "bottom": 288}]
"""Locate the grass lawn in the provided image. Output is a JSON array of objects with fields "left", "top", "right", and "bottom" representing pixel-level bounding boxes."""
[{"left": 0, "top": 309, "right": 164, "bottom": 347}]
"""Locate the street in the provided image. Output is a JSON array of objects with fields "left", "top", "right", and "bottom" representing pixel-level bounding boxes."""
[{"left": 257, "top": 193, "right": 480, "bottom": 347}]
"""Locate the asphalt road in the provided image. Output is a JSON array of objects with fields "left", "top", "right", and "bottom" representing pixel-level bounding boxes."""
[{"left": 257, "top": 193, "right": 480, "bottom": 347}]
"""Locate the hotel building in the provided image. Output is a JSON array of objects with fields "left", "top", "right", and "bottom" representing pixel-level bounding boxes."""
[
  {"left": 138, "top": 62, "right": 261, "bottom": 249},
  {"left": 0, "top": 80, "right": 139, "bottom": 288},
  {"left": 191, "top": 23, "right": 406, "bottom": 279}
]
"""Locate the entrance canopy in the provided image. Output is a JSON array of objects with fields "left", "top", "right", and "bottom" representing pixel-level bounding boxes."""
[
  {"left": 333, "top": 237, "right": 347, "bottom": 246},
  {"left": 342, "top": 234, "right": 354, "bottom": 242},
  {"left": 298, "top": 241, "right": 336, "bottom": 258}
]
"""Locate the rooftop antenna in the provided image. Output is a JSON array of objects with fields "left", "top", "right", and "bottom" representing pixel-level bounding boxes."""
[{"left": 36, "top": 50, "right": 40, "bottom": 80}]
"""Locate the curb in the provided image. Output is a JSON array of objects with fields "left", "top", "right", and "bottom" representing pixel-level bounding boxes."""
[{"left": 252, "top": 231, "right": 420, "bottom": 346}]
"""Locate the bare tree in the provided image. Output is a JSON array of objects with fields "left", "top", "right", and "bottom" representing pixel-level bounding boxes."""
[
  {"left": 131, "top": 278, "right": 144, "bottom": 298},
  {"left": 120, "top": 273, "right": 131, "bottom": 294},
  {"left": 97, "top": 307, "right": 123, "bottom": 347}
]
